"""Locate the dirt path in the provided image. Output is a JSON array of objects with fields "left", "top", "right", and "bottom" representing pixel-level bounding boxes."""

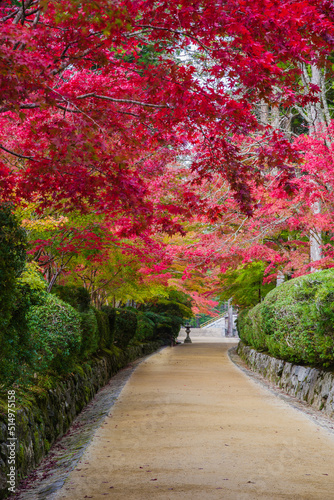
[{"left": 52, "top": 343, "right": 334, "bottom": 500}]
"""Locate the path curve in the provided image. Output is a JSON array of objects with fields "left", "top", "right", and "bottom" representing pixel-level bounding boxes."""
[{"left": 47, "top": 343, "right": 334, "bottom": 500}]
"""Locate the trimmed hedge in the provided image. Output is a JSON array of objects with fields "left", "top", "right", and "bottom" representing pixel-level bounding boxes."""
[
  {"left": 51, "top": 285, "right": 90, "bottom": 312},
  {"left": 1, "top": 280, "right": 188, "bottom": 387},
  {"left": 0, "top": 204, "right": 26, "bottom": 331},
  {"left": 101, "top": 307, "right": 138, "bottom": 349},
  {"left": 135, "top": 312, "right": 156, "bottom": 342},
  {"left": 79, "top": 308, "right": 99, "bottom": 358},
  {"left": 93, "top": 308, "right": 111, "bottom": 348},
  {"left": 101, "top": 305, "right": 116, "bottom": 347},
  {"left": 237, "top": 269, "right": 334, "bottom": 367},
  {"left": 140, "top": 290, "right": 193, "bottom": 343},
  {"left": 113, "top": 308, "right": 138, "bottom": 349},
  {"left": 26, "top": 294, "right": 82, "bottom": 373}
]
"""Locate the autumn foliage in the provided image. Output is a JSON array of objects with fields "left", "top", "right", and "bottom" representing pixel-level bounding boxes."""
[{"left": 2, "top": 0, "right": 334, "bottom": 310}]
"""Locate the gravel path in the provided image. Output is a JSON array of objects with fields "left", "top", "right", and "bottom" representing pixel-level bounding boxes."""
[
  {"left": 48, "top": 342, "right": 334, "bottom": 500},
  {"left": 14, "top": 342, "right": 334, "bottom": 500}
]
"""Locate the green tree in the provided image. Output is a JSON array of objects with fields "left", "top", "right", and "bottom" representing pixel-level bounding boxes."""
[
  {"left": 142, "top": 289, "right": 193, "bottom": 342},
  {"left": 219, "top": 262, "right": 275, "bottom": 309}
]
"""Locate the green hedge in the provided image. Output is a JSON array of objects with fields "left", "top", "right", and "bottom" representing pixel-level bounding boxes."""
[
  {"left": 79, "top": 308, "right": 99, "bottom": 358},
  {"left": 113, "top": 308, "right": 138, "bottom": 349},
  {"left": 0, "top": 204, "right": 26, "bottom": 331},
  {"left": 135, "top": 312, "right": 156, "bottom": 342},
  {"left": 51, "top": 285, "right": 90, "bottom": 312},
  {"left": 134, "top": 311, "right": 176, "bottom": 344},
  {"left": 1, "top": 279, "right": 189, "bottom": 388},
  {"left": 26, "top": 294, "right": 82, "bottom": 373},
  {"left": 93, "top": 308, "right": 111, "bottom": 348},
  {"left": 100, "top": 307, "right": 138, "bottom": 349},
  {"left": 140, "top": 290, "right": 193, "bottom": 343},
  {"left": 101, "top": 306, "right": 116, "bottom": 347},
  {"left": 237, "top": 270, "right": 334, "bottom": 367}
]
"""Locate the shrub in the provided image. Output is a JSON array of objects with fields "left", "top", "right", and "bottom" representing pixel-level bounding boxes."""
[
  {"left": 0, "top": 203, "right": 26, "bottom": 330},
  {"left": 238, "top": 270, "right": 334, "bottom": 367},
  {"left": 0, "top": 263, "right": 47, "bottom": 388},
  {"left": 101, "top": 307, "right": 137, "bottom": 349},
  {"left": 17, "top": 262, "right": 48, "bottom": 307},
  {"left": 79, "top": 308, "right": 99, "bottom": 358},
  {"left": 51, "top": 285, "right": 90, "bottom": 312},
  {"left": 155, "top": 317, "right": 175, "bottom": 344},
  {"left": 93, "top": 308, "right": 111, "bottom": 348},
  {"left": 142, "top": 311, "right": 175, "bottom": 344},
  {"left": 101, "top": 306, "right": 116, "bottom": 347},
  {"left": 113, "top": 308, "right": 138, "bottom": 349},
  {"left": 238, "top": 303, "right": 267, "bottom": 352},
  {"left": 134, "top": 312, "right": 156, "bottom": 342},
  {"left": 27, "top": 294, "right": 82, "bottom": 373},
  {"left": 142, "top": 290, "right": 193, "bottom": 343}
]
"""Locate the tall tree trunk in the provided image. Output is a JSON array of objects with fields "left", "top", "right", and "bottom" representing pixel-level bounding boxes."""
[
  {"left": 259, "top": 100, "right": 269, "bottom": 126},
  {"left": 299, "top": 64, "right": 324, "bottom": 269},
  {"left": 310, "top": 201, "right": 322, "bottom": 270},
  {"left": 227, "top": 298, "right": 233, "bottom": 337}
]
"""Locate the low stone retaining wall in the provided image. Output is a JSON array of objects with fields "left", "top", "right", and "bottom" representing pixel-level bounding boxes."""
[
  {"left": 237, "top": 342, "right": 334, "bottom": 419},
  {"left": 0, "top": 342, "right": 161, "bottom": 499}
]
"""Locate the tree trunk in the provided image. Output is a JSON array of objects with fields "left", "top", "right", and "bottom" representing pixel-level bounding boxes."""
[
  {"left": 276, "top": 270, "right": 285, "bottom": 286},
  {"left": 227, "top": 298, "right": 233, "bottom": 337},
  {"left": 310, "top": 201, "right": 322, "bottom": 270},
  {"left": 299, "top": 64, "right": 324, "bottom": 269},
  {"left": 259, "top": 100, "right": 269, "bottom": 126}
]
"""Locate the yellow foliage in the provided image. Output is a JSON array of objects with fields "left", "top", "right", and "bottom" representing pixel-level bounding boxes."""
[{"left": 21, "top": 216, "right": 68, "bottom": 230}]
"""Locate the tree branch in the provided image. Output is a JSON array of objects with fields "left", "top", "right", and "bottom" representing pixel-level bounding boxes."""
[
  {"left": 76, "top": 93, "right": 171, "bottom": 108},
  {"left": 0, "top": 103, "right": 39, "bottom": 114},
  {"left": 135, "top": 24, "right": 210, "bottom": 52},
  {"left": 0, "top": 144, "right": 34, "bottom": 160}
]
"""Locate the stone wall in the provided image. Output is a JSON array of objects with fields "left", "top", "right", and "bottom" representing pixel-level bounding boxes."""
[
  {"left": 237, "top": 342, "right": 334, "bottom": 419},
  {"left": 0, "top": 342, "right": 161, "bottom": 499}
]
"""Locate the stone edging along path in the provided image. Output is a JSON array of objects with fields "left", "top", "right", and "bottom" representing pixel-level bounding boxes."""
[{"left": 237, "top": 342, "right": 334, "bottom": 420}]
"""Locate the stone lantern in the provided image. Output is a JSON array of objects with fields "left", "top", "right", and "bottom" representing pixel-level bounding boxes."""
[{"left": 184, "top": 323, "right": 192, "bottom": 344}]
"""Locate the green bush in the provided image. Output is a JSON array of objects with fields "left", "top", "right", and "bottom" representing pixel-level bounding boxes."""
[
  {"left": 0, "top": 203, "right": 26, "bottom": 330},
  {"left": 113, "top": 308, "right": 138, "bottom": 349},
  {"left": 93, "top": 308, "right": 111, "bottom": 348},
  {"left": 133, "top": 310, "right": 179, "bottom": 343},
  {"left": 134, "top": 312, "right": 156, "bottom": 342},
  {"left": 101, "top": 307, "right": 138, "bottom": 349},
  {"left": 51, "top": 285, "right": 90, "bottom": 312},
  {"left": 0, "top": 263, "right": 47, "bottom": 388},
  {"left": 79, "top": 308, "right": 99, "bottom": 358},
  {"left": 101, "top": 306, "right": 116, "bottom": 347},
  {"left": 17, "top": 262, "right": 48, "bottom": 307},
  {"left": 101, "top": 307, "right": 137, "bottom": 349},
  {"left": 142, "top": 290, "right": 193, "bottom": 343},
  {"left": 27, "top": 294, "right": 82, "bottom": 373},
  {"left": 140, "top": 311, "right": 175, "bottom": 344},
  {"left": 238, "top": 270, "right": 334, "bottom": 367}
]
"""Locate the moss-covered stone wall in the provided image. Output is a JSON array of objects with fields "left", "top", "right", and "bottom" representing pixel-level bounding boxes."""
[
  {"left": 237, "top": 342, "right": 334, "bottom": 419},
  {"left": 0, "top": 342, "right": 161, "bottom": 499}
]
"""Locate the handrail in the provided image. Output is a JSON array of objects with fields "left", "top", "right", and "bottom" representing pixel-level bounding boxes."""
[{"left": 200, "top": 312, "right": 226, "bottom": 328}]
